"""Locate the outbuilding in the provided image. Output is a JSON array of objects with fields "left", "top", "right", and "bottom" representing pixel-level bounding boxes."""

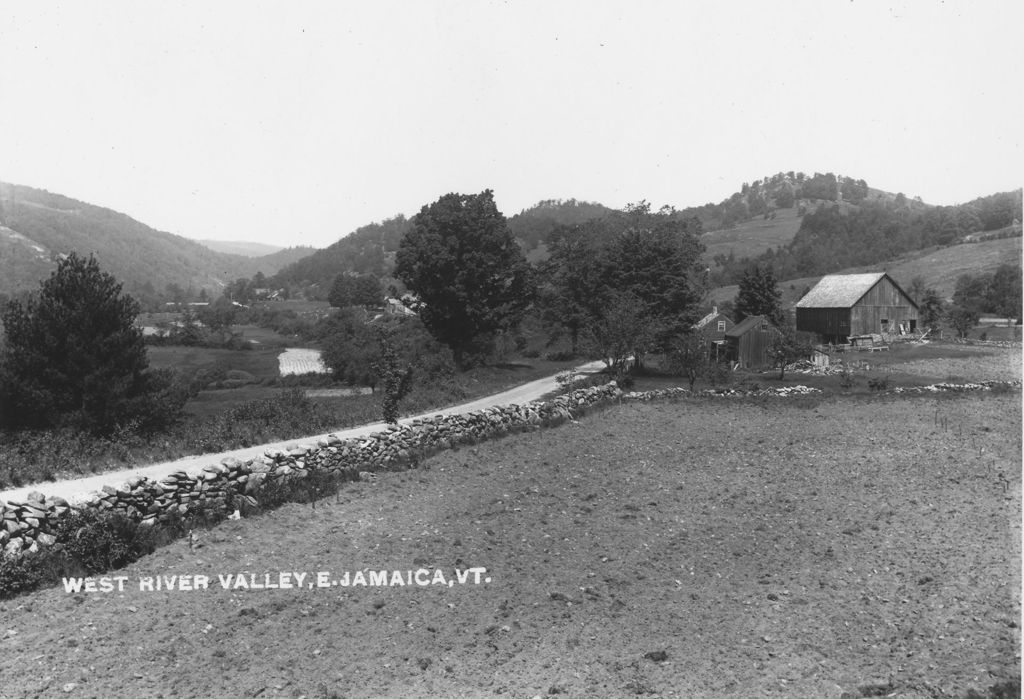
[
  {"left": 725, "top": 315, "right": 781, "bottom": 369},
  {"left": 795, "top": 272, "right": 919, "bottom": 344}
]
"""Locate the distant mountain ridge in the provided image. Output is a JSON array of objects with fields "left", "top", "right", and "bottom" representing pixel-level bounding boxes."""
[
  {"left": 0, "top": 182, "right": 316, "bottom": 300},
  {"left": 196, "top": 240, "right": 288, "bottom": 257},
  {"left": 4, "top": 174, "right": 1018, "bottom": 309}
]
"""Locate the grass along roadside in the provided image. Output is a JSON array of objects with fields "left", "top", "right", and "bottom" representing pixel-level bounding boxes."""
[{"left": 0, "top": 357, "right": 583, "bottom": 490}]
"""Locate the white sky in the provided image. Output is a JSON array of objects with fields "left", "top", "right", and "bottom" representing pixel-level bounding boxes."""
[{"left": 1, "top": 1, "right": 1021, "bottom": 249}]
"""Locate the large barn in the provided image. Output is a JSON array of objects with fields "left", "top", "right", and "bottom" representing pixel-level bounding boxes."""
[{"left": 795, "top": 272, "right": 919, "bottom": 343}]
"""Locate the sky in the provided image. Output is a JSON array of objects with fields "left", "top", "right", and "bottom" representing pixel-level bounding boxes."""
[{"left": 1, "top": 0, "right": 1021, "bottom": 249}]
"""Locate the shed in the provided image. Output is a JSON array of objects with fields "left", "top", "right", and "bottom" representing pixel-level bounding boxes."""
[
  {"left": 795, "top": 272, "right": 919, "bottom": 344},
  {"left": 725, "top": 315, "right": 781, "bottom": 369}
]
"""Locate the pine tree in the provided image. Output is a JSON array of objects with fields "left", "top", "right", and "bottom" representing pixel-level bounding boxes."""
[
  {"left": 0, "top": 253, "right": 185, "bottom": 433},
  {"left": 734, "top": 264, "right": 784, "bottom": 325}
]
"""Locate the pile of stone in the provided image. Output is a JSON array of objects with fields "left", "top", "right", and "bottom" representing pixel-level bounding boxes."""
[
  {"left": 1, "top": 491, "right": 71, "bottom": 555},
  {"left": 621, "top": 385, "right": 822, "bottom": 401},
  {"left": 889, "top": 379, "right": 1021, "bottom": 394},
  {"left": 620, "top": 387, "right": 691, "bottom": 401},
  {"left": 785, "top": 360, "right": 848, "bottom": 376}
]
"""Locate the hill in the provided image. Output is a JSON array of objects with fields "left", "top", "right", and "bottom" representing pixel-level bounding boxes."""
[
  {"left": 268, "top": 199, "right": 619, "bottom": 297},
  {"left": 196, "top": 240, "right": 284, "bottom": 257},
  {"left": 270, "top": 214, "right": 413, "bottom": 294},
  {"left": 0, "top": 182, "right": 314, "bottom": 300},
  {"left": 708, "top": 235, "right": 1024, "bottom": 308},
  {"left": 710, "top": 188, "right": 1022, "bottom": 286},
  {"left": 700, "top": 206, "right": 804, "bottom": 264}
]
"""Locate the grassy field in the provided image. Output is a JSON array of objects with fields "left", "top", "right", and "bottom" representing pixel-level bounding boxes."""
[
  {"left": 232, "top": 324, "right": 297, "bottom": 348},
  {"left": 701, "top": 207, "right": 803, "bottom": 263},
  {"left": 1, "top": 387, "right": 1018, "bottom": 697},
  {"left": 709, "top": 236, "right": 1023, "bottom": 307},
  {"left": 841, "top": 237, "right": 1022, "bottom": 300},
  {"left": 147, "top": 344, "right": 284, "bottom": 380}
]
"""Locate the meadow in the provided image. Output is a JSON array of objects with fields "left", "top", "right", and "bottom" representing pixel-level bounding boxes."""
[{"left": 700, "top": 206, "right": 804, "bottom": 263}]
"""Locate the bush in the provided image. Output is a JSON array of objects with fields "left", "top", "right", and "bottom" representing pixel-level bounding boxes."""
[
  {"left": 51, "top": 509, "right": 159, "bottom": 574},
  {"left": 839, "top": 366, "right": 856, "bottom": 389},
  {"left": 0, "top": 552, "right": 48, "bottom": 598},
  {"left": 868, "top": 377, "right": 889, "bottom": 392},
  {"left": 544, "top": 350, "right": 575, "bottom": 362},
  {"left": 0, "top": 508, "right": 198, "bottom": 599}
]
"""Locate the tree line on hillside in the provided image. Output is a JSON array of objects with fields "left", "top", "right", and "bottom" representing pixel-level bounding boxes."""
[{"left": 248, "top": 171, "right": 882, "bottom": 301}]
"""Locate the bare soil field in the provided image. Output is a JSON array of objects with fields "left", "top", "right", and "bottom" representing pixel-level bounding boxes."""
[{"left": 1, "top": 389, "right": 1019, "bottom": 698}]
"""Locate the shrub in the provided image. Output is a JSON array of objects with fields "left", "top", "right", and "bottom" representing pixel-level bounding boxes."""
[
  {"left": 0, "top": 552, "right": 47, "bottom": 598},
  {"left": 839, "top": 366, "right": 856, "bottom": 389},
  {"left": 545, "top": 350, "right": 575, "bottom": 362},
  {"left": 868, "top": 377, "right": 889, "bottom": 392},
  {"left": 51, "top": 509, "right": 158, "bottom": 574}
]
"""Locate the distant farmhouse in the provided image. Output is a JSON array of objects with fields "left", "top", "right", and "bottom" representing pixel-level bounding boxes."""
[
  {"left": 796, "top": 273, "right": 919, "bottom": 344},
  {"left": 692, "top": 306, "right": 733, "bottom": 359},
  {"left": 725, "top": 315, "right": 781, "bottom": 369}
]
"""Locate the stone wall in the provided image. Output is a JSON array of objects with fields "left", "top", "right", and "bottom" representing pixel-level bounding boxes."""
[
  {"left": 2, "top": 378, "right": 1018, "bottom": 559},
  {"left": 1, "top": 383, "right": 622, "bottom": 558}
]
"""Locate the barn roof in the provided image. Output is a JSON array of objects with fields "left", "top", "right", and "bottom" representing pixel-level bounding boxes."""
[
  {"left": 725, "top": 315, "right": 775, "bottom": 337},
  {"left": 795, "top": 273, "right": 889, "bottom": 308}
]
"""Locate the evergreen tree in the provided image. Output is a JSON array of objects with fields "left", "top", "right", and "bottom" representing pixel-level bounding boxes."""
[
  {"left": 0, "top": 253, "right": 186, "bottom": 434},
  {"left": 734, "top": 264, "right": 784, "bottom": 325}
]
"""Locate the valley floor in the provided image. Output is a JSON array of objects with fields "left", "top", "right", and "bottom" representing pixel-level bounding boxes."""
[{"left": 1, "top": 391, "right": 1019, "bottom": 698}]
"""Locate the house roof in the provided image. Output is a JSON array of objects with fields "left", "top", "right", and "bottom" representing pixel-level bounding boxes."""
[
  {"left": 693, "top": 309, "right": 730, "bottom": 330},
  {"left": 795, "top": 273, "right": 889, "bottom": 308},
  {"left": 725, "top": 315, "right": 775, "bottom": 337}
]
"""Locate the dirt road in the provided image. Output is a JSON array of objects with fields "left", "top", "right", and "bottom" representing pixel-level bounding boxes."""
[{"left": 0, "top": 361, "right": 606, "bottom": 506}]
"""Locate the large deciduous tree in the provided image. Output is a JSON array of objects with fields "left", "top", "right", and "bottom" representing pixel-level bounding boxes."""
[
  {"left": 538, "top": 223, "right": 609, "bottom": 355},
  {"left": 0, "top": 253, "right": 186, "bottom": 434},
  {"left": 395, "top": 190, "right": 533, "bottom": 368},
  {"left": 328, "top": 273, "right": 381, "bottom": 308},
  {"left": 318, "top": 308, "right": 380, "bottom": 389},
  {"left": 540, "top": 203, "right": 706, "bottom": 366}
]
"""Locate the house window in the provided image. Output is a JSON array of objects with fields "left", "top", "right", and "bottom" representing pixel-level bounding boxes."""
[
  {"left": 717, "top": 320, "right": 726, "bottom": 332},
  {"left": 761, "top": 323, "right": 768, "bottom": 330}
]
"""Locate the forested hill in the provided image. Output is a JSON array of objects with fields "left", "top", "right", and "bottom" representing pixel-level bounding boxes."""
[
  {"left": 507, "top": 199, "right": 617, "bottom": 250},
  {"left": 270, "top": 215, "right": 414, "bottom": 291},
  {"left": 266, "top": 172, "right": 904, "bottom": 293},
  {"left": 0, "top": 182, "right": 314, "bottom": 301},
  {"left": 269, "top": 199, "right": 618, "bottom": 293},
  {"left": 710, "top": 187, "right": 1023, "bottom": 285}
]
